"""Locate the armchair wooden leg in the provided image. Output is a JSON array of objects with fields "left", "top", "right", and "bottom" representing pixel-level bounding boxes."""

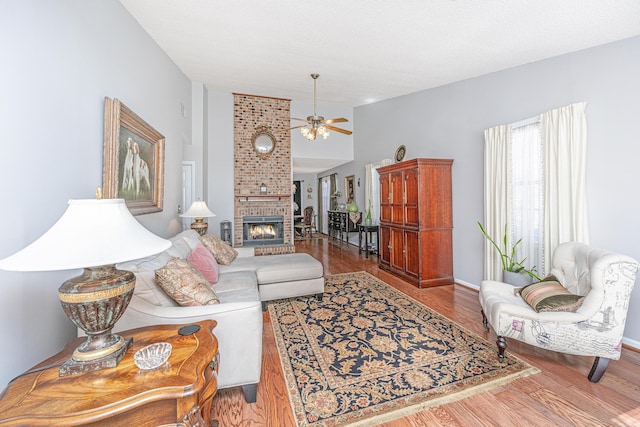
[
  {"left": 588, "top": 356, "right": 610, "bottom": 383},
  {"left": 497, "top": 336, "right": 507, "bottom": 362},
  {"left": 481, "top": 309, "right": 489, "bottom": 331}
]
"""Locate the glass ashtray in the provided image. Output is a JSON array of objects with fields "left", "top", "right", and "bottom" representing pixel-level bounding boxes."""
[{"left": 134, "top": 342, "right": 172, "bottom": 370}]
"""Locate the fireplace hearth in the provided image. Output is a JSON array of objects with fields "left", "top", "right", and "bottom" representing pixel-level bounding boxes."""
[{"left": 243, "top": 215, "right": 284, "bottom": 246}]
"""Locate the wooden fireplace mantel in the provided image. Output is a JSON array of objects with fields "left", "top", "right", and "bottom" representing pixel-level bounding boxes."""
[{"left": 236, "top": 194, "right": 291, "bottom": 202}]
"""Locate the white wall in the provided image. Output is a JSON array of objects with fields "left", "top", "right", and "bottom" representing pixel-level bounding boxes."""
[
  {"left": 292, "top": 173, "right": 319, "bottom": 211},
  {"left": 291, "top": 101, "right": 354, "bottom": 167},
  {"left": 205, "top": 90, "right": 235, "bottom": 237},
  {"left": 346, "top": 36, "right": 640, "bottom": 344},
  {"left": 0, "top": 1, "right": 191, "bottom": 386}
]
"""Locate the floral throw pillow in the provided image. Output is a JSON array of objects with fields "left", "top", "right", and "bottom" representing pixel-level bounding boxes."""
[
  {"left": 200, "top": 234, "right": 238, "bottom": 265},
  {"left": 155, "top": 257, "right": 219, "bottom": 306}
]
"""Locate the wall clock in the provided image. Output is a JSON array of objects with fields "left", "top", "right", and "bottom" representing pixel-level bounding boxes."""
[
  {"left": 251, "top": 126, "right": 276, "bottom": 159},
  {"left": 395, "top": 145, "right": 406, "bottom": 162}
]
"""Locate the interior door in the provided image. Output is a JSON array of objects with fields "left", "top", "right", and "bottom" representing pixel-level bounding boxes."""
[{"left": 181, "top": 161, "right": 195, "bottom": 230}]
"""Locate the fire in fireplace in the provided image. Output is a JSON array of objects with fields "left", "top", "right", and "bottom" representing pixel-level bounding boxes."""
[{"left": 243, "top": 215, "right": 284, "bottom": 246}]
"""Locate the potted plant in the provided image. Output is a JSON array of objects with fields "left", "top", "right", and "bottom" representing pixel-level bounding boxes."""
[
  {"left": 477, "top": 221, "right": 541, "bottom": 286},
  {"left": 365, "top": 202, "right": 373, "bottom": 225}
]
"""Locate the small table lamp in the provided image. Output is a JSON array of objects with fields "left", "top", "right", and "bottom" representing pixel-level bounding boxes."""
[
  {"left": 0, "top": 198, "right": 171, "bottom": 376},
  {"left": 181, "top": 199, "right": 216, "bottom": 236}
]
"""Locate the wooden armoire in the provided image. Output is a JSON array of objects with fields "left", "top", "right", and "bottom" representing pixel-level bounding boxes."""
[{"left": 378, "top": 158, "right": 453, "bottom": 288}]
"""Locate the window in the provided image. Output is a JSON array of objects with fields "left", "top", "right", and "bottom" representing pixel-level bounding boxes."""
[
  {"left": 510, "top": 120, "right": 544, "bottom": 274},
  {"left": 483, "top": 102, "right": 589, "bottom": 281}
]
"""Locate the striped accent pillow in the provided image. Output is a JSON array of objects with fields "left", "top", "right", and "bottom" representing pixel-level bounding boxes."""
[{"left": 519, "top": 276, "right": 585, "bottom": 313}]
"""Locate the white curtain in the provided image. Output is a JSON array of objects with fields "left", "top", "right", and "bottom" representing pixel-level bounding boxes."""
[
  {"left": 483, "top": 125, "right": 511, "bottom": 281},
  {"left": 483, "top": 102, "right": 589, "bottom": 280},
  {"left": 365, "top": 163, "right": 381, "bottom": 224},
  {"left": 541, "top": 102, "right": 589, "bottom": 265},
  {"left": 320, "top": 176, "right": 331, "bottom": 233},
  {"left": 365, "top": 163, "right": 373, "bottom": 217}
]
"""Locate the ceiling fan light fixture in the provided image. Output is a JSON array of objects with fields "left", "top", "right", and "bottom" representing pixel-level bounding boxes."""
[
  {"left": 301, "top": 126, "right": 316, "bottom": 140},
  {"left": 292, "top": 74, "right": 352, "bottom": 141},
  {"left": 318, "top": 125, "right": 329, "bottom": 139}
]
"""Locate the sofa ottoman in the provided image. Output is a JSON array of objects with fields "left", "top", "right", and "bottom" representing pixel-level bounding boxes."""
[{"left": 219, "top": 252, "right": 324, "bottom": 309}]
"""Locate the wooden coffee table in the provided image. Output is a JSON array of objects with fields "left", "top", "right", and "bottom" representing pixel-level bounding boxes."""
[{"left": 0, "top": 320, "right": 219, "bottom": 426}]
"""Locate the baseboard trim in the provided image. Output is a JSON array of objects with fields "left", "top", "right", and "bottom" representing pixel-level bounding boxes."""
[
  {"left": 454, "top": 278, "right": 479, "bottom": 291},
  {"left": 622, "top": 338, "right": 640, "bottom": 352}
]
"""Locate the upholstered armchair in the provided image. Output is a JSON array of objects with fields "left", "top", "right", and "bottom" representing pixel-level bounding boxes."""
[{"left": 479, "top": 242, "right": 639, "bottom": 382}]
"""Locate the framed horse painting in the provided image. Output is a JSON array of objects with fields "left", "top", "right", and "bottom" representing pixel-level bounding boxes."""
[{"left": 102, "top": 97, "right": 165, "bottom": 215}]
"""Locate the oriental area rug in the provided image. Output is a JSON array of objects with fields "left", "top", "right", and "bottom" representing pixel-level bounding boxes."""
[{"left": 269, "top": 271, "right": 539, "bottom": 427}]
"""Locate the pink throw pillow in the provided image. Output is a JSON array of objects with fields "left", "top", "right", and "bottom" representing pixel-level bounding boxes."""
[{"left": 188, "top": 244, "right": 219, "bottom": 284}]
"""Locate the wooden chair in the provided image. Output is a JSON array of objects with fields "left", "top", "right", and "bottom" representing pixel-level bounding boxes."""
[{"left": 302, "top": 206, "right": 314, "bottom": 238}]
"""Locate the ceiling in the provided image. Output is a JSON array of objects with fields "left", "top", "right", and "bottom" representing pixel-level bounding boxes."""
[
  {"left": 119, "top": 0, "right": 640, "bottom": 172},
  {"left": 120, "top": 0, "right": 640, "bottom": 107}
]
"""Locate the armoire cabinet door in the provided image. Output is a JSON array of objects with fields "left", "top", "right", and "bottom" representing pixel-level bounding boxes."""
[
  {"left": 403, "top": 229, "right": 420, "bottom": 279},
  {"left": 379, "top": 225, "right": 390, "bottom": 266},
  {"left": 389, "top": 227, "right": 405, "bottom": 272},
  {"left": 390, "top": 171, "right": 404, "bottom": 225},
  {"left": 379, "top": 173, "right": 391, "bottom": 223},
  {"left": 403, "top": 168, "right": 420, "bottom": 227}
]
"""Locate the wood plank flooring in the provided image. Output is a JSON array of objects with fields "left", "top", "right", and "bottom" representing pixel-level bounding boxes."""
[{"left": 210, "top": 236, "right": 640, "bottom": 426}]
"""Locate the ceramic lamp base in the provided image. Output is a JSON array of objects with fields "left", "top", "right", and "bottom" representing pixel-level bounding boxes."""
[
  {"left": 57, "top": 265, "right": 135, "bottom": 376},
  {"left": 59, "top": 337, "right": 132, "bottom": 376},
  {"left": 190, "top": 217, "right": 208, "bottom": 236}
]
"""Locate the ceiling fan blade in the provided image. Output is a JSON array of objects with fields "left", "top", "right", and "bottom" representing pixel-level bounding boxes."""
[
  {"left": 326, "top": 125, "right": 353, "bottom": 135},
  {"left": 322, "top": 118, "right": 348, "bottom": 124},
  {"left": 289, "top": 125, "right": 306, "bottom": 130},
  {"left": 291, "top": 117, "right": 310, "bottom": 123}
]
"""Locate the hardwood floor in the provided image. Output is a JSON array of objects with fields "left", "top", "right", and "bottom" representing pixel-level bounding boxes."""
[{"left": 210, "top": 236, "right": 640, "bottom": 426}]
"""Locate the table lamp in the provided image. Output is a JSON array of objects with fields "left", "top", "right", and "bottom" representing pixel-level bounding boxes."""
[
  {"left": 180, "top": 199, "right": 216, "bottom": 236},
  {"left": 0, "top": 198, "right": 171, "bottom": 376}
]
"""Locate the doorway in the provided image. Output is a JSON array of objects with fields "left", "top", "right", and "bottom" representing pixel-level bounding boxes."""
[{"left": 182, "top": 161, "right": 196, "bottom": 230}]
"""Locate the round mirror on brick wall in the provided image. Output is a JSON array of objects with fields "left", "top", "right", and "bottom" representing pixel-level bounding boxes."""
[{"left": 252, "top": 126, "right": 276, "bottom": 159}]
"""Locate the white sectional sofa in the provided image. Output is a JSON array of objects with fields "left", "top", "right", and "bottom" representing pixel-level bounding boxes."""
[{"left": 114, "top": 230, "right": 324, "bottom": 403}]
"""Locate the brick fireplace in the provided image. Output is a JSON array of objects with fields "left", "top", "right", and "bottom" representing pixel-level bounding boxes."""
[
  {"left": 233, "top": 94, "right": 293, "bottom": 250},
  {"left": 242, "top": 215, "right": 285, "bottom": 246}
]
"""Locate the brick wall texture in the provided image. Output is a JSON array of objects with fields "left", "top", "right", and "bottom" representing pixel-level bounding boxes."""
[{"left": 233, "top": 94, "right": 292, "bottom": 247}]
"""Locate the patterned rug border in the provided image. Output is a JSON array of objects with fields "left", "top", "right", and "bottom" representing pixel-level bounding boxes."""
[{"left": 269, "top": 271, "right": 540, "bottom": 427}]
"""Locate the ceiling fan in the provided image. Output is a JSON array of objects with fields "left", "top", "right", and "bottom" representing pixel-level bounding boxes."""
[{"left": 291, "top": 74, "right": 352, "bottom": 140}]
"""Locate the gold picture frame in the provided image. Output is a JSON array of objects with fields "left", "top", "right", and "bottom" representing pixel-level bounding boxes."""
[
  {"left": 344, "top": 175, "right": 355, "bottom": 203},
  {"left": 251, "top": 125, "right": 277, "bottom": 159},
  {"left": 102, "top": 97, "right": 165, "bottom": 215}
]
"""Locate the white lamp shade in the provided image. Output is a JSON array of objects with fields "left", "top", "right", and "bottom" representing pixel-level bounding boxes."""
[
  {"left": 180, "top": 200, "right": 216, "bottom": 218},
  {"left": 0, "top": 199, "right": 171, "bottom": 271}
]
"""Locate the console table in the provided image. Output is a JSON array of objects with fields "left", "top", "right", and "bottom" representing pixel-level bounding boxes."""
[
  {"left": 0, "top": 320, "right": 219, "bottom": 426},
  {"left": 358, "top": 224, "right": 380, "bottom": 258},
  {"left": 328, "top": 210, "right": 361, "bottom": 243}
]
